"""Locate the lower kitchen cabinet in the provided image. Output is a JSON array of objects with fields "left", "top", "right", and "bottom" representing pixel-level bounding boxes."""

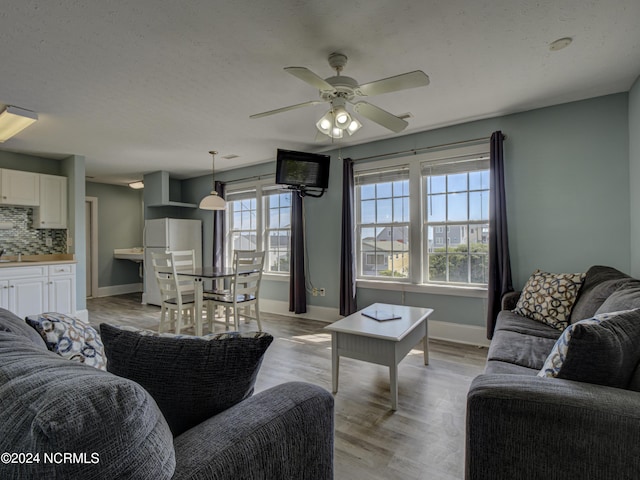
[
  {"left": 0, "top": 264, "right": 76, "bottom": 319},
  {"left": 48, "top": 264, "right": 76, "bottom": 314}
]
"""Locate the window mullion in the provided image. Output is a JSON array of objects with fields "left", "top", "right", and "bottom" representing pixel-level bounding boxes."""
[{"left": 408, "top": 161, "right": 421, "bottom": 284}]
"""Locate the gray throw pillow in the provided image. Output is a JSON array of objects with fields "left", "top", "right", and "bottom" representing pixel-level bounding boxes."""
[
  {"left": 0, "top": 332, "right": 175, "bottom": 479},
  {"left": 0, "top": 307, "right": 47, "bottom": 349},
  {"left": 538, "top": 309, "right": 640, "bottom": 388},
  {"left": 100, "top": 324, "right": 273, "bottom": 436},
  {"left": 595, "top": 284, "right": 640, "bottom": 315}
]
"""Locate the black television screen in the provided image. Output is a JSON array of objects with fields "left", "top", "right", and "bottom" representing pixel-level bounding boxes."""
[{"left": 276, "top": 149, "right": 330, "bottom": 189}]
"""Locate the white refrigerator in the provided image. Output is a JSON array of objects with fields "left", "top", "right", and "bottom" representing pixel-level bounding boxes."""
[{"left": 143, "top": 218, "right": 202, "bottom": 306}]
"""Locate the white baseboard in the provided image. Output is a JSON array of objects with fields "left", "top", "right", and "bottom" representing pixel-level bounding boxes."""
[
  {"left": 97, "top": 283, "right": 142, "bottom": 298},
  {"left": 259, "top": 299, "right": 490, "bottom": 347},
  {"left": 429, "top": 320, "right": 490, "bottom": 347},
  {"left": 259, "top": 299, "right": 341, "bottom": 323},
  {"left": 75, "top": 309, "right": 89, "bottom": 323}
]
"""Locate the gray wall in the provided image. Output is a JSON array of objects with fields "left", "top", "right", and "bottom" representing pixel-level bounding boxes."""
[
  {"left": 86, "top": 182, "right": 143, "bottom": 288},
  {"left": 60, "top": 155, "right": 86, "bottom": 311},
  {"left": 629, "top": 76, "right": 640, "bottom": 277},
  {"left": 185, "top": 93, "right": 632, "bottom": 329}
]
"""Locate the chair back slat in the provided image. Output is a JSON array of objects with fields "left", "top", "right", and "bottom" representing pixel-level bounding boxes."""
[
  {"left": 231, "top": 250, "right": 265, "bottom": 299},
  {"left": 151, "top": 250, "right": 197, "bottom": 307}
]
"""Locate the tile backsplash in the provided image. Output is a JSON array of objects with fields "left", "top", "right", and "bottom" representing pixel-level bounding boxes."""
[{"left": 0, "top": 206, "right": 67, "bottom": 255}]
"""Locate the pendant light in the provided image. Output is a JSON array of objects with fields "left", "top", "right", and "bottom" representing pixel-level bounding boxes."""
[{"left": 199, "top": 150, "right": 226, "bottom": 210}]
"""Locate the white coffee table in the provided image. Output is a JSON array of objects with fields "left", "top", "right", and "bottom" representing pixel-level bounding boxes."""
[{"left": 325, "top": 303, "right": 434, "bottom": 410}]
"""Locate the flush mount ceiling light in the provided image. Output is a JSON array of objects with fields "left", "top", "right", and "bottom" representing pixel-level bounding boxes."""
[
  {"left": 0, "top": 106, "right": 38, "bottom": 143},
  {"left": 549, "top": 37, "right": 572, "bottom": 51},
  {"left": 128, "top": 181, "right": 144, "bottom": 189},
  {"left": 199, "top": 150, "right": 226, "bottom": 210}
]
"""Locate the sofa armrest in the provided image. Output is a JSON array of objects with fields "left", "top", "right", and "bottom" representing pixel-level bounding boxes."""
[
  {"left": 172, "top": 382, "right": 334, "bottom": 480},
  {"left": 500, "top": 291, "right": 521, "bottom": 311},
  {"left": 466, "top": 374, "right": 640, "bottom": 480}
]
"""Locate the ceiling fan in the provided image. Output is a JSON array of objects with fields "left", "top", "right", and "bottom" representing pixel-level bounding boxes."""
[{"left": 250, "top": 52, "right": 430, "bottom": 137}]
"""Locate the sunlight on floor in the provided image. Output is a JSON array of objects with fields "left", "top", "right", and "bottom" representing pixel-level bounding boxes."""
[{"left": 288, "top": 333, "right": 332, "bottom": 344}]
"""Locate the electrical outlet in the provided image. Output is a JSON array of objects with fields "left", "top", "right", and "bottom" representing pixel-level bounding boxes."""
[
  {"left": 319, "top": 288, "right": 326, "bottom": 296},
  {"left": 45, "top": 237, "right": 52, "bottom": 247},
  {"left": 312, "top": 288, "right": 318, "bottom": 296}
]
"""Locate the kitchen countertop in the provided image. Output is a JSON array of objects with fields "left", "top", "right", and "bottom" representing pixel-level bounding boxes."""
[
  {"left": 0, "top": 254, "right": 76, "bottom": 267},
  {"left": 114, "top": 248, "right": 144, "bottom": 262}
]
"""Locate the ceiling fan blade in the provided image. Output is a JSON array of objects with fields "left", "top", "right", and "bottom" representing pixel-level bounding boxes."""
[
  {"left": 284, "top": 67, "right": 336, "bottom": 93},
  {"left": 356, "top": 70, "right": 430, "bottom": 97},
  {"left": 352, "top": 101, "right": 408, "bottom": 133},
  {"left": 250, "top": 100, "right": 324, "bottom": 119}
]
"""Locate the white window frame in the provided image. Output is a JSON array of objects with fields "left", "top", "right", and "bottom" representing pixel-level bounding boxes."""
[
  {"left": 264, "top": 189, "right": 292, "bottom": 275},
  {"left": 355, "top": 166, "right": 411, "bottom": 282},
  {"left": 354, "top": 144, "right": 490, "bottom": 298},
  {"left": 225, "top": 178, "right": 292, "bottom": 277}
]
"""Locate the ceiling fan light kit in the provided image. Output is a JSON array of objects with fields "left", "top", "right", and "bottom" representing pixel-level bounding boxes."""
[{"left": 251, "top": 52, "right": 429, "bottom": 140}]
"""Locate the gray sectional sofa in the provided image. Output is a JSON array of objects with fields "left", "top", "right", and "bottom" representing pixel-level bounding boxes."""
[
  {"left": 466, "top": 265, "right": 640, "bottom": 480},
  {"left": 0, "top": 308, "right": 334, "bottom": 479}
]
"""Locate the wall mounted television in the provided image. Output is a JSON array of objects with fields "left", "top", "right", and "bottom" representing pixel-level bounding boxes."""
[{"left": 275, "top": 149, "right": 330, "bottom": 190}]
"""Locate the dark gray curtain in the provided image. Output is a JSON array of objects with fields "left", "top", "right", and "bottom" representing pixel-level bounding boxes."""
[
  {"left": 339, "top": 158, "right": 357, "bottom": 316},
  {"left": 487, "top": 131, "right": 513, "bottom": 339},
  {"left": 212, "top": 181, "right": 225, "bottom": 268},
  {"left": 289, "top": 192, "right": 307, "bottom": 313}
]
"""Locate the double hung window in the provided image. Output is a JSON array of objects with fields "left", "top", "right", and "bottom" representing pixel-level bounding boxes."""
[
  {"left": 226, "top": 183, "right": 292, "bottom": 274},
  {"left": 354, "top": 144, "right": 490, "bottom": 289},
  {"left": 423, "top": 156, "right": 490, "bottom": 285},
  {"left": 355, "top": 167, "right": 410, "bottom": 278}
]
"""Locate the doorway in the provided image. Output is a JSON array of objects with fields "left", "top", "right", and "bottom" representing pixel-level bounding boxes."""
[{"left": 85, "top": 197, "right": 99, "bottom": 298}]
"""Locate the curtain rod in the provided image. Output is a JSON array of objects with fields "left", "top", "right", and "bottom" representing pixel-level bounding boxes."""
[
  {"left": 223, "top": 173, "right": 275, "bottom": 185},
  {"left": 352, "top": 135, "right": 499, "bottom": 163},
  {"left": 222, "top": 134, "right": 504, "bottom": 184}
]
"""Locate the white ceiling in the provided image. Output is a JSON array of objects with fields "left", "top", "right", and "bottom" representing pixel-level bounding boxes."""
[{"left": 0, "top": 0, "right": 639, "bottom": 185}]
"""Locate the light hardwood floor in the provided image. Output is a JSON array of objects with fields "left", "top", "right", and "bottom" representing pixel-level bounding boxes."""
[{"left": 87, "top": 293, "right": 488, "bottom": 480}]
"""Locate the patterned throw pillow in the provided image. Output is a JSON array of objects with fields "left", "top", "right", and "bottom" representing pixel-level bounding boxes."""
[
  {"left": 25, "top": 313, "right": 107, "bottom": 370},
  {"left": 99, "top": 323, "right": 273, "bottom": 436},
  {"left": 512, "top": 270, "right": 586, "bottom": 330},
  {"left": 538, "top": 309, "right": 640, "bottom": 388}
]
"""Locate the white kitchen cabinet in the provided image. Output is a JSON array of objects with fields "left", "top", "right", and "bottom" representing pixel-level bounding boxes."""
[
  {"left": 10, "top": 277, "right": 49, "bottom": 319},
  {"left": 48, "top": 264, "right": 76, "bottom": 313},
  {"left": 0, "top": 280, "right": 8, "bottom": 310},
  {"left": 0, "top": 263, "right": 76, "bottom": 318},
  {"left": 0, "top": 169, "right": 40, "bottom": 206},
  {"left": 34, "top": 174, "right": 67, "bottom": 229}
]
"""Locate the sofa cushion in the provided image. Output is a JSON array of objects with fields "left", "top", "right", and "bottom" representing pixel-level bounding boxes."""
[
  {"left": 0, "top": 307, "right": 46, "bottom": 349},
  {"left": 594, "top": 283, "right": 640, "bottom": 315},
  {"left": 26, "top": 312, "right": 107, "bottom": 370},
  {"left": 570, "top": 265, "right": 633, "bottom": 322},
  {"left": 487, "top": 328, "right": 559, "bottom": 370},
  {"left": 484, "top": 359, "right": 540, "bottom": 375},
  {"left": 512, "top": 270, "right": 585, "bottom": 330},
  {"left": 0, "top": 332, "right": 175, "bottom": 479},
  {"left": 538, "top": 309, "right": 640, "bottom": 389},
  {"left": 100, "top": 324, "right": 274, "bottom": 437},
  {"left": 495, "top": 311, "right": 563, "bottom": 340},
  {"left": 629, "top": 364, "right": 640, "bottom": 392}
]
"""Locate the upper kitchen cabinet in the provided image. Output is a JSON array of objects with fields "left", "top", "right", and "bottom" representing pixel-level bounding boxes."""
[
  {"left": 0, "top": 169, "right": 40, "bottom": 206},
  {"left": 34, "top": 174, "right": 67, "bottom": 229}
]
